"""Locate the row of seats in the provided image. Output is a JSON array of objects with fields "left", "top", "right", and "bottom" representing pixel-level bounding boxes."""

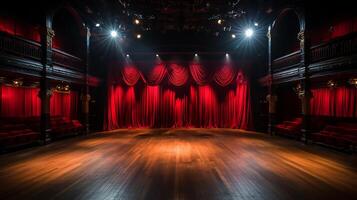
[
  {"left": 0, "top": 123, "right": 40, "bottom": 150},
  {"left": 1, "top": 116, "right": 84, "bottom": 151},
  {"left": 310, "top": 123, "right": 357, "bottom": 151},
  {"left": 275, "top": 117, "right": 357, "bottom": 151}
]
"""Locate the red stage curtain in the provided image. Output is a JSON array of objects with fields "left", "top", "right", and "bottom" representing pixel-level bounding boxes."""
[
  {"left": 0, "top": 85, "right": 40, "bottom": 117},
  {"left": 50, "top": 91, "right": 78, "bottom": 119},
  {"left": 121, "top": 65, "right": 143, "bottom": 86},
  {"left": 144, "top": 64, "right": 167, "bottom": 85},
  {"left": 189, "top": 63, "right": 212, "bottom": 85},
  {"left": 213, "top": 65, "right": 237, "bottom": 87},
  {"left": 105, "top": 67, "right": 251, "bottom": 129},
  {"left": 310, "top": 87, "right": 357, "bottom": 118},
  {"left": 168, "top": 64, "right": 189, "bottom": 86}
]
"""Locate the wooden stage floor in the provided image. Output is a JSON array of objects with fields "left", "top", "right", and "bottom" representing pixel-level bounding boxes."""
[{"left": 0, "top": 129, "right": 356, "bottom": 200}]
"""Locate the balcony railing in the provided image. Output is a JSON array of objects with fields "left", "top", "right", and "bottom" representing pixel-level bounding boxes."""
[
  {"left": 52, "top": 49, "right": 84, "bottom": 70},
  {"left": 310, "top": 32, "right": 357, "bottom": 63},
  {"left": 272, "top": 32, "right": 357, "bottom": 69},
  {"left": 0, "top": 32, "right": 41, "bottom": 61},
  {"left": 272, "top": 51, "right": 301, "bottom": 69},
  {"left": 0, "top": 32, "right": 84, "bottom": 70}
]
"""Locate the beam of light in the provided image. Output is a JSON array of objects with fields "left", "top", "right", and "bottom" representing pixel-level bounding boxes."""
[
  {"left": 134, "top": 19, "right": 140, "bottom": 25},
  {"left": 231, "top": 34, "right": 236, "bottom": 39}
]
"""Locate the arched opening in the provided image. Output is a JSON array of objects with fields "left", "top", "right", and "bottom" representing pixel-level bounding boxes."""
[
  {"left": 272, "top": 10, "right": 301, "bottom": 59},
  {"left": 52, "top": 7, "right": 85, "bottom": 57}
]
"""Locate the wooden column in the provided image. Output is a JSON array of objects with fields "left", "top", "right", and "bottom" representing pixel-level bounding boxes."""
[
  {"left": 82, "top": 26, "right": 91, "bottom": 134},
  {"left": 39, "top": 14, "right": 54, "bottom": 143},
  {"left": 298, "top": 30, "right": 312, "bottom": 143},
  {"left": 267, "top": 26, "right": 277, "bottom": 135}
]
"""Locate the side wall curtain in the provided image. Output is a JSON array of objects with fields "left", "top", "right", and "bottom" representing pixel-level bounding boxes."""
[
  {"left": 50, "top": 91, "right": 79, "bottom": 119},
  {"left": 0, "top": 85, "right": 41, "bottom": 117},
  {"left": 310, "top": 87, "right": 357, "bottom": 118}
]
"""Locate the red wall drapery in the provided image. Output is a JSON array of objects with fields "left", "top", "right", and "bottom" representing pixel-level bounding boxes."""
[
  {"left": 50, "top": 91, "right": 79, "bottom": 119},
  {"left": 105, "top": 62, "right": 252, "bottom": 130},
  {"left": 0, "top": 85, "right": 41, "bottom": 117},
  {"left": 0, "top": 86, "right": 78, "bottom": 119},
  {"left": 310, "top": 87, "right": 357, "bottom": 118}
]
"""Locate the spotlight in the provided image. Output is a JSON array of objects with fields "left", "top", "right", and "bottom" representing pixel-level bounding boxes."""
[
  {"left": 134, "top": 19, "right": 140, "bottom": 25},
  {"left": 225, "top": 53, "right": 229, "bottom": 58},
  {"left": 110, "top": 30, "right": 118, "bottom": 38},
  {"left": 195, "top": 53, "right": 198, "bottom": 57},
  {"left": 245, "top": 28, "right": 254, "bottom": 38},
  {"left": 156, "top": 54, "right": 159, "bottom": 57},
  {"left": 231, "top": 34, "right": 236, "bottom": 39},
  {"left": 254, "top": 22, "right": 259, "bottom": 27},
  {"left": 217, "top": 19, "right": 222, "bottom": 25},
  {"left": 95, "top": 23, "right": 100, "bottom": 27},
  {"left": 136, "top": 34, "right": 142, "bottom": 39},
  {"left": 126, "top": 54, "right": 130, "bottom": 58}
]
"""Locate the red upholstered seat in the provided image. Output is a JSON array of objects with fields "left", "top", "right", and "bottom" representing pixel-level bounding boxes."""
[
  {"left": 275, "top": 118, "right": 302, "bottom": 139},
  {"left": 0, "top": 121, "right": 40, "bottom": 150},
  {"left": 50, "top": 117, "right": 84, "bottom": 138},
  {"left": 311, "top": 123, "right": 357, "bottom": 151}
]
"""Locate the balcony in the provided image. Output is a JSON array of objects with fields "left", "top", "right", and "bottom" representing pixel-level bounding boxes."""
[
  {"left": 0, "top": 32, "right": 84, "bottom": 71},
  {"left": 272, "top": 32, "right": 357, "bottom": 70}
]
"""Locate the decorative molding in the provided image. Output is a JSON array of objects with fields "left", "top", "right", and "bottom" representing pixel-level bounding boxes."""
[{"left": 46, "top": 27, "right": 55, "bottom": 48}]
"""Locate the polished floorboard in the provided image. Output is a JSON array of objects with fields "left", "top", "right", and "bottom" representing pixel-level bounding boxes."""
[{"left": 0, "top": 129, "right": 356, "bottom": 200}]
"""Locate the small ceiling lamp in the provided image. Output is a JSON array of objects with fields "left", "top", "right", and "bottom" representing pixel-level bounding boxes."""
[
  {"left": 349, "top": 78, "right": 357, "bottom": 87},
  {"left": 327, "top": 80, "right": 337, "bottom": 88}
]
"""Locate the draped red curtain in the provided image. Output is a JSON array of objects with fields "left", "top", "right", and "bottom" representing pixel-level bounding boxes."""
[
  {"left": 189, "top": 63, "right": 212, "bottom": 85},
  {"left": 168, "top": 64, "right": 189, "bottom": 86},
  {"left": 50, "top": 91, "right": 79, "bottom": 119},
  {"left": 310, "top": 87, "right": 357, "bottom": 117},
  {"left": 105, "top": 62, "right": 252, "bottom": 130},
  {"left": 0, "top": 85, "right": 41, "bottom": 117}
]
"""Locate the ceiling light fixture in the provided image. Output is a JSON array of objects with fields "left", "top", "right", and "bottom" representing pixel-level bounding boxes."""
[
  {"left": 110, "top": 30, "right": 118, "bottom": 38},
  {"left": 245, "top": 28, "right": 254, "bottom": 38}
]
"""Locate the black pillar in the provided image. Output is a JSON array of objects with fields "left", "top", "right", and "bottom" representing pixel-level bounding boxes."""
[
  {"left": 298, "top": 30, "right": 312, "bottom": 143},
  {"left": 267, "top": 26, "right": 277, "bottom": 135},
  {"left": 39, "top": 14, "right": 54, "bottom": 143},
  {"left": 82, "top": 26, "right": 91, "bottom": 134}
]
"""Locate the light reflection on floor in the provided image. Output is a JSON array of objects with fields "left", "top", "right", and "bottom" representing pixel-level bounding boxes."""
[{"left": 0, "top": 129, "right": 356, "bottom": 200}]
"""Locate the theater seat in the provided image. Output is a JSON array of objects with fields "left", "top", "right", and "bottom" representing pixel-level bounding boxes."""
[
  {"left": 50, "top": 117, "right": 84, "bottom": 139},
  {"left": 275, "top": 118, "right": 302, "bottom": 139},
  {"left": 311, "top": 123, "right": 357, "bottom": 151},
  {"left": 0, "top": 122, "right": 40, "bottom": 151}
]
